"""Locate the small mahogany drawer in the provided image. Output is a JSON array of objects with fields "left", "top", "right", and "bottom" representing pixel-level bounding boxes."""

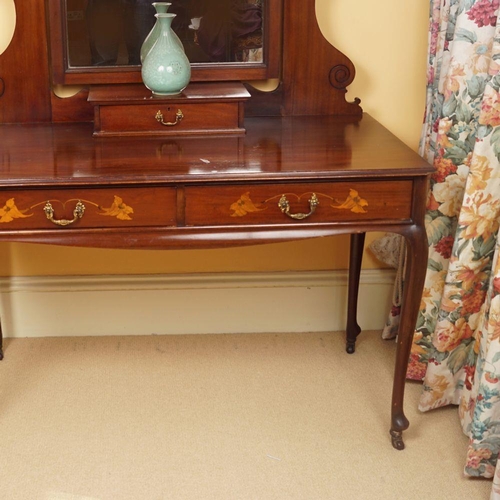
[
  {"left": 0, "top": 187, "right": 176, "bottom": 230},
  {"left": 89, "top": 82, "right": 249, "bottom": 137},
  {"left": 184, "top": 180, "right": 414, "bottom": 226},
  {"left": 94, "top": 102, "right": 244, "bottom": 137}
]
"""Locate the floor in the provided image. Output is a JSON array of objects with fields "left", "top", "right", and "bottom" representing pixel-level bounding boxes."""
[{"left": 0, "top": 331, "right": 491, "bottom": 499}]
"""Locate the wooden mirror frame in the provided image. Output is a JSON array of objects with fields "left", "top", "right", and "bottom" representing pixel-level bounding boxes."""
[
  {"left": 47, "top": 0, "right": 282, "bottom": 85},
  {"left": 0, "top": 0, "right": 361, "bottom": 124}
]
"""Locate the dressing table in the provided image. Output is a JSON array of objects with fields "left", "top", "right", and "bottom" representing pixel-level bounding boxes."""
[{"left": 0, "top": 0, "right": 433, "bottom": 449}]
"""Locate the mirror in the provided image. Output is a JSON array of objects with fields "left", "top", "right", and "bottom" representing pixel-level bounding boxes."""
[{"left": 48, "top": 0, "right": 281, "bottom": 84}]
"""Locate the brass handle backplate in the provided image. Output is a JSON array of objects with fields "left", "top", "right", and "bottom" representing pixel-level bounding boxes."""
[
  {"left": 278, "top": 193, "right": 319, "bottom": 220},
  {"left": 155, "top": 109, "right": 184, "bottom": 126},
  {"left": 44, "top": 200, "right": 85, "bottom": 226}
]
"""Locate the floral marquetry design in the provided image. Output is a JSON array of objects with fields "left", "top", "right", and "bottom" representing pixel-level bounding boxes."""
[
  {"left": 0, "top": 196, "right": 135, "bottom": 224},
  {"left": 331, "top": 189, "right": 368, "bottom": 213},
  {"left": 98, "top": 196, "right": 134, "bottom": 220},
  {"left": 229, "top": 189, "right": 369, "bottom": 217},
  {"left": 0, "top": 198, "right": 32, "bottom": 223},
  {"left": 230, "top": 192, "right": 267, "bottom": 217}
]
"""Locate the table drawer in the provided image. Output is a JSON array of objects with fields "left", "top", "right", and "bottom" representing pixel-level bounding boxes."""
[
  {"left": 95, "top": 102, "right": 243, "bottom": 137},
  {"left": 0, "top": 187, "right": 176, "bottom": 230},
  {"left": 185, "top": 181, "right": 413, "bottom": 226}
]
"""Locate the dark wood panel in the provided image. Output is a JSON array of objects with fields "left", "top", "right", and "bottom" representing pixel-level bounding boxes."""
[
  {"left": 282, "top": 0, "right": 362, "bottom": 116},
  {"left": 51, "top": 88, "right": 93, "bottom": 123},
  {"left": 0, "top": 187, "right": 176, "bottom": 230},
  {"left": 184, "top": 181, "right": 413, "bottom": 226},
  {"left": 0, "top": 0, "right": 51, "bottom": 123}
]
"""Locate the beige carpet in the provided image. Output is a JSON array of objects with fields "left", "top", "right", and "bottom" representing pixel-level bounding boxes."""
[{"left": 0, "top": 331, "right": 491, "bottom": 500}]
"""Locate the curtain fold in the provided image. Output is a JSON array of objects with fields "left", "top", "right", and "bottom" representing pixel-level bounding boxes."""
[{"left": 376, "top": 0, "right": 500, "bottom": 494}]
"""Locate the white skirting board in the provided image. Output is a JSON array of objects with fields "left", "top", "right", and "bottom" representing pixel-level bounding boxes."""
[{"left": 0, "top": 270, "right": 396, "bottom": 338}]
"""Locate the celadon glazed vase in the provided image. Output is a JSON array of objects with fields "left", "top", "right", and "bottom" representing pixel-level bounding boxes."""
[
  {"left": 140, "top": 2, "right": 184, "bottom": 63},
  {"left": 141, "top": 13, "right": 191, "bottom": 96}
]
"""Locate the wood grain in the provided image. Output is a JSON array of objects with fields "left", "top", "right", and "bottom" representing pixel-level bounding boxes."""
[{"left": 0, "top": 0, "right": 51, "bottom": 123}]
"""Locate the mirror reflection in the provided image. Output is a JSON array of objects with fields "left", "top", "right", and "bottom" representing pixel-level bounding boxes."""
[{"left": 66, "top": 0, "right": 264, "bottom": 67}]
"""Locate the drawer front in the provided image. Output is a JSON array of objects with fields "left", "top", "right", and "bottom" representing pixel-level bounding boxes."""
[
  {"left": 184, "top": 181, "right": 413, "bottom": 226},
  {"left": 0, "top": 187, "right": 176, "bottom": 230},
  {"left": 97, "top": 102, "right": 241, "bottom": 135}
]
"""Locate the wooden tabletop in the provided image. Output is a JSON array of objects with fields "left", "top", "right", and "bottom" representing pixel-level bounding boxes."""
[{"left": 0, "top": 114, "right": 433, "bottom": 187}]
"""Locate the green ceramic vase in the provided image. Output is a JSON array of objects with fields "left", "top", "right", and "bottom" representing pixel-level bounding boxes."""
[
  {"left": 140, "top": 2, "right": 184, "bottom": 63},
  {"left": 141, "top": 13, "right": 191, "bottom": 96}
]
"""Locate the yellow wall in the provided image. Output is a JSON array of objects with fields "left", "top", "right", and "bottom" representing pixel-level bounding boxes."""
[{"left": 0, "top": 0, "right": 429, "bottom": 277}]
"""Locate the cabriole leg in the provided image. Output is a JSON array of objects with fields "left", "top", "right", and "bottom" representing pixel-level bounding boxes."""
[
  {"left": 346, "top": 232, "right": 365, "bottom": 354},
  {"left": 389, "top": 226, "right": 427, "bottom": 449}
]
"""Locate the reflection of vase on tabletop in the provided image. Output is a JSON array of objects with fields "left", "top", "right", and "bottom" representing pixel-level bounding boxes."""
[
  {"left": 141, "top": 13, "right": 191, "bottom": 96},
  {"left": 140, "top": 2, "right": 184, "bottom": 63}
]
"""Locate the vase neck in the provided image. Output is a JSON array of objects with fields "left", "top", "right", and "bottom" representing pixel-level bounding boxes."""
[
  {"left": 155, "top": 13, "right": 175, "bottom": 30},
  {"left": 153, "top": 2, "right": 171, "bottom": 14}
]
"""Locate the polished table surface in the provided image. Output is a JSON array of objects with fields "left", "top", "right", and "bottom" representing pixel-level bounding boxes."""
[
  {"left": 0, "top": 114, "right": 428, "bottom": 183},
  {"left": 0, "top": 113, "right": 434, "bottom": 448}
]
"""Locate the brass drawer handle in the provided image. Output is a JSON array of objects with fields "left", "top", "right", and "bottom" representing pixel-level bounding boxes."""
[
  {"left": 44, "top": 200, "right": 85, "bottom": 226},
  {"left": 155, "top": 109, "right": 183, "bottom": 126},
  {"left": 278, "top": 193, "right": 319, "bottom": 220}
]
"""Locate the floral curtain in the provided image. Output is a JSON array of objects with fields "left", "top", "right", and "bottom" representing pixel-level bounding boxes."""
[{"left": 378, "top": 0, "right": 500, "bottom": 494}]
